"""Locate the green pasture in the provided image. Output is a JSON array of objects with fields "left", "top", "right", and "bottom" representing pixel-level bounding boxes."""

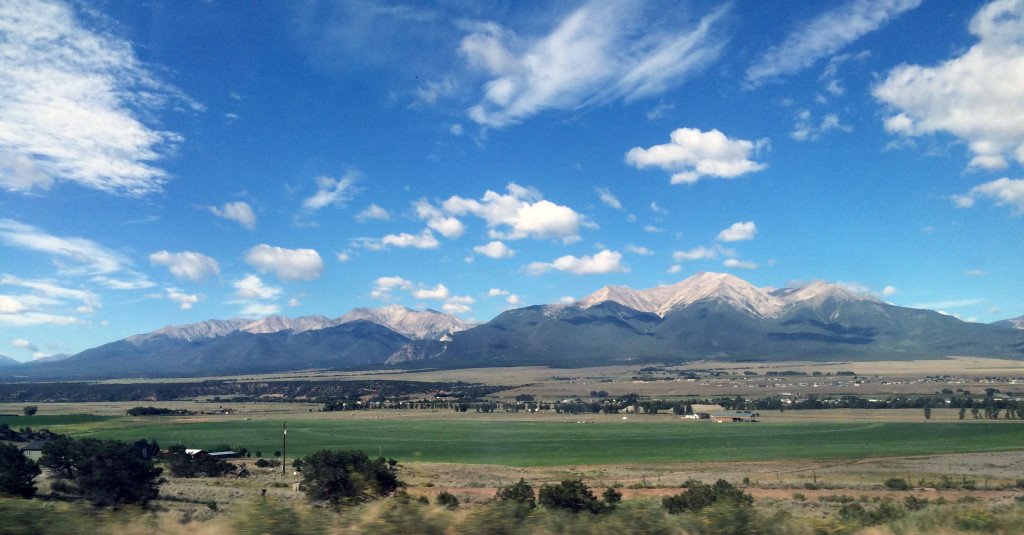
[
  {"left": 44, "top": 418, "right": 1024, "bottom": 466},
  {"left": 1, "top": 414, "right": 115, "bottom": 429}
]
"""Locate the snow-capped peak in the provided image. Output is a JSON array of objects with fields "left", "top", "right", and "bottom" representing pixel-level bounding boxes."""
[
  {"left": 579, "top": 273, "right": 879, "bottom": 319},
  {"left": 338, "top": 305, "right": 473, "bottom": 340},
  {"left": 240, "top": 315, "right": 337, "bottom": 334},
  {"left": 126, "top": 318, "right": 253, "bottom": 345}
]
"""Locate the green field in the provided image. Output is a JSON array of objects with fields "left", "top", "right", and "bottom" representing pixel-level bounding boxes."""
[
  {"left": 43, "top": 418, "right": 1024, "bottom": 466},
  {"left": 1, "top": 414, "right": 115, "bottom": 428}
]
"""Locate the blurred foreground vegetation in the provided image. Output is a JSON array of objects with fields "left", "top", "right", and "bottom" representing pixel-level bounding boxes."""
[{"left": 2, "top": 494, "right": 1024, "bottom": 535}]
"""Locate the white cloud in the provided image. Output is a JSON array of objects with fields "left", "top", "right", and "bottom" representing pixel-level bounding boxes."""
[
  {"left": 646, "top": 102, "right": 675, "bottom": 120},
  {"left": 723, "top": 258, "right": 757, "bottom": 269},
  {"left": 792, "top": 110, "right": 852, "bottom": 141},
  {"left": 288, "top": 298, "right": 300, "bottom": 307},
  {"left": 473, "top": 240, "right": 514, "bottom": 259},
  {"left": 716, "top": 221, "right": 757, "bottom": 242},
  {"left": 370, "top": 276, "right": 412, "bottom": 300},
  {"left": 881, "top": 285, "right": 897, "bottom": 296},
  {"left": 413, "top": 284, "right": 450, "bottom": 300},
  {"left": 0, "top": 275, "right": 99, "bottom": 309},
  {"left": 526, "top": 249, "right": 628, "bottom": 275},
  {"left": 0, "top": 311, "right": 83, "bottom": 326},
  {"left": 649, "top": 202, "right": 668, "bottom": 215},
  {"left": 443, "top": 294, "right": 475, "bottom": 314},
  {"left": 244, "top": 244, "right": 323, "bottom": 281},
  {"left": 965, "top": 269, "right": 987, "bottom": 276},
  {"left": 667, "top": 264, "right": 682, "bottom": 274},
  {"left": 441, "top": 183, "right": 591, "bottom": 243},
  {"left": 232, "top": 275, "right": 281, "bottom": 301},
  {"left": 625, "top": 244, "right": 653, "bottom": 255},
  {"left": 0, "top": 0, "right": 199, "bottom": 195},
  {"left": 911, "top": 298, "right": 983, "bottom": 310},
  {"left": 414, "top": 199, "right": 465, "bottom": 238},
  {"left": 874, "top": 0, "right": 1024, "bottom": 169},
  {"left": 450, "top": 123, "right": 464, "bottom": 136},
  {"left": 302, "top": 172, "right": 358, "bottom": 211},
  {"left": 487, "top": 288, "right": 509, "bottom": 297},
  {"left": 0, "top": 296, "right": 27, "bottom": 314},
  {"left": 355, "top": 203, "right": 391, "bottom": 222},
  {"left": 337, "top": 252, "right": 351, "bottom": 262},
  {"left": 746, "top": 0, "right": 921, "bottom": 87},
  {"left": 149, "top": 251, "right": 220, "bottom": 281},
  {"left": 596, "top": 187, "right": 622, "bottom": 209},
  {"left": 952, "top": 178, "right": 1024, "bottom": 214},
  {"left": 11, "top": 338, "right": 37, "bottom": 352},
  {"left": 460, "top": 3, "right": 728, "bottom": 127},
  {"left": 206, "top": 201, "right": 256, "bottom": 229},
  {"left": 165, "top": 288, "right": 200, "bottom": 310},
  {"left": 673, "top": 245, "right": 734, "bottom": 261},
  {"left": 506, "top": 294, "right": 522, "bottom": 306},
  {"left": 240, "top": 302, "right": 280, "bottom": 317},
  {"left": 0, "top": 219, "right": 153, "bottom": 293},
  {"left": 643, "top": 225, "right": 665, "bottom": 233},
  {"left": 364, "top": 230, "right": 441, "bottom": 251},
  {"left": 626, "top": 127, "right": 768, "bottom": 185},
  {"left": 557, "top": 296, "right": 576, "bottom": 304}
]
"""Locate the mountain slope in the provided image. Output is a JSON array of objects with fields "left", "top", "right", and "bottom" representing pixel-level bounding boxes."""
[
  {"left": 339, "top": 304, "right": 473, "bottom": 340},
  {"left": 994, "top": 316, "right": 1024, "bottom": 330}
]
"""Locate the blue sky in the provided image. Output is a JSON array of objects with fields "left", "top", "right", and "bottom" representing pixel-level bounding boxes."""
[{"left": 1, "top": 0, "right": 1023, "bottom": 361}]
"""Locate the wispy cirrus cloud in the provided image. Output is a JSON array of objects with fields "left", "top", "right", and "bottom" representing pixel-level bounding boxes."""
[
  {"left": 746, "top": 0, "right": 921, "bottom": 87},
  {"left": 0, "top": 0, "right": 201, "bottom": 195},
  {"left": 460, "top": 1, "right": 728, "bottom": 127}
]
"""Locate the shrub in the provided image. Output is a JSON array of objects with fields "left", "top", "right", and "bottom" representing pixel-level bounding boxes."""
[
  {"left": 255, "top": 458, "right": 281, "bottom": 468},
  {"left": 41, "top": 437, "right": 163, "bottom": 507},
  {"left": 436, "top": 490, "right": 459, "bottom": 509},
  {"left": 663, "top": 479, "right": 753, "bottom": 514},
  {"left": 299, "top": 449, "right": 400, "bottom": 505},
  {"left": 539, "top": 479, "right": 607, "bottom": 514},
  {"left": 165, "top": 452, "right": 237, "bottom": 478},
  {"left": 0, "top": 442, "right": 40, "bottom": 498},
  {"left": 884, "top": 477, "right": 911, "bottom": 491},
  {"left": 22, "top": 406, "right": 37, "bottom": 417},
  {"left": 496, "top": 478, "right": 536, "bottom": 509}
]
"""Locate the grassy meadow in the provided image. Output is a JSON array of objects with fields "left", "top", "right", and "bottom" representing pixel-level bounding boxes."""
[{"left": 9, "top": 414, "right": 1024, "bottom": 466}]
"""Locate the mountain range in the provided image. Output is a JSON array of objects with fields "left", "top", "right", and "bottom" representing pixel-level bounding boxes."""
[{"left": 3, "top": 273, "right": 1022, "bottom": 380}]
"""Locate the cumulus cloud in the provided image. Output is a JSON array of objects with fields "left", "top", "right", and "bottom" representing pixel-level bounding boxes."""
[
  {"left": 487, "top": 288, "right": 510, "bottom": 297},
  {"left": 232, "top": 275, "right": 281, "bottom": 301},
  {"left": 206, "top": 201, "right": 256, "bottom": 229},
  {"left": 0, "top": 219, "right": 151, "bottom": 289},
  {"left": 370, "top": 276, "right": 412, "bottom": 300},
  {"left": 625, "top": 244, "right": 653, "bottom": 255},
  {"left": 626, "top": 127, "right": 768, "bottom": 184},
  {"left": 952, "top": 178, "right": 1024, "bottom": 214},
  {"left": 413, "top": 284, "right": 450, "bottom": 300},
  {"left": 716, "top": 221, "right": 757, "bottom": 242},
  {"left": 881, "top": 285, "right": 898, "bottom": 296},
  {"left": 443, "top": 295, "right": 475, "bottom": 314},
  {"left": 413, "top": 199, "right": 465, "bottom": 238},
  {"left": 557, "top": 296, "right": 576, "bottom": 304},
  {"left": 792, "top": 110, "right": 852, "bottom": 141},
  {"left": 355, "top": 203, "right": 391, "bottom": 222},
  {"left": 723, "top": 258, "right": 757, "bottom": 269},
  {"left": 11, "top": 338, "right": 37, "bottom": 352},
  {"left": 302, "top": 172, "right": 358, "bottom": 211},
  {"left": 164, "top": 288, "right": 200, "bottom": 310},
  {"left": 673, "top": 245, "right": 735, "bottom": 261},
  {"left": 0, "top": 0, "right": 199, "bottom": 195},
  {"left": 441, "top": 183, "right": 591, "bottom": 243},
  {"left": 244, "top": 244, "right": 323, "bottom": 281},
  {"left": 460, "top": 2, "right": 728, "bottom": 127},
  {"left": 526, "top": 249, "right": 628, "bottom": 275},
  {"left": 364, "top": 231, "right": 441, "bottom": 251},
  {"left": 506, "top": 294, "right": 522, "bottom": 306},
  {"left": 874, "top": 0, "right": 1024, "bottom": 169},
  {"left": 240, "top": 302, "right": 280, "bottom": 317},
  {"left": 149, "top": 251, "right": 220, "bottom": 281},
  {"left": 746, "top": 0, "right": 921, "bottom": 87},
  {"left": 667, "top": 264, "right": 682, "bottom": 274},
  {"left": 473, "top": 241, "right": 514, "bottom": 259},
  {"left": 596, "top": 187, "right": 622, "bottom": 209}
]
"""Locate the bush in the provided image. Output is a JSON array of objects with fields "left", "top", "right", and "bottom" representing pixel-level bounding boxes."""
[
  {"left": 662, "top": 479, "right": 753, "bottom": 514},
  {"left": 22, "top": 406, "right": 37, "bottom": 417},
  {"left": 166, "top": 452, "right": 237, "bottom": 478},
  {"left": 0, "top": 442, "right": 40, "bottom": 498},
  {"left": 255, "top": 458, "right": 281, "bottom": 468},
  {"left": 299, "top": 449, "right": 400, "bottom": 505},
  {"left": 538, "top": 479, "right": 605, "bottom": 514},
  {"left": 884, "top": 477, "right": 911, "bottom": 491},
  {"left": 41, "top": 437, "right": 163, "bottom": 507},
  {"left": 436, "top": 490, "right": 459, "bottom": 509},
  {"left": 496, "top": 478, "right": 536, "bottom": 509}
]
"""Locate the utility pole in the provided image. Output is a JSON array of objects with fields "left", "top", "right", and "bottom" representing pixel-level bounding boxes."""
[{"left": 282, "top": 421, "right": 287, "bottom": 475}]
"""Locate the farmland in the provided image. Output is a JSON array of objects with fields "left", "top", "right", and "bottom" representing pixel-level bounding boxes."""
[{"left": 4, "top": 412, "right": 1024, "bottom": 466}]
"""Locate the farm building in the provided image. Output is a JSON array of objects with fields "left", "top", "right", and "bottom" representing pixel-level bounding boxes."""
[
  {"left": 687, "top": 404, "right": 725, "bottom": 419},
  {"left": 710, "top": 411, "right": 758, "bottom": 423},
  {"left": 18, "top": 441, "right": 45, "bottom": 461}
]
